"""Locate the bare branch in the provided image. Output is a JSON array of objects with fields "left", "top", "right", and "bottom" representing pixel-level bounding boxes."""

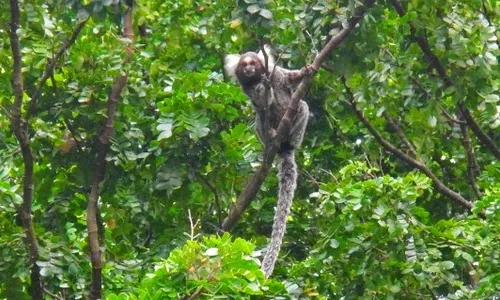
[
  {"left": 221, "top": 0, "right": 377, "bottom": 231},
  {"left": 8, "top": 0, "right": 43, "bottom": 298}
]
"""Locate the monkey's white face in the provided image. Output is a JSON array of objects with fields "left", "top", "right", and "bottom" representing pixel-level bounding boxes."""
[{"left": 241, "top": 56, "right": 258, "bottom": 77}]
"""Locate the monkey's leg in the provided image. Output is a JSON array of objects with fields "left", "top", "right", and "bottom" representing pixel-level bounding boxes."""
[
  {"left": 254, "top": 111, "right": 267, "bottom": 146},
  {"left": 288, "top": 101, "right": 309, "bottom": 149}
]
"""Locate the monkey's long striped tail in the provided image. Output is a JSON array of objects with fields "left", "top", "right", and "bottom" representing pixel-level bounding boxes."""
[{"left": 261, "top": 150, "right": 297, "bottom": 278}]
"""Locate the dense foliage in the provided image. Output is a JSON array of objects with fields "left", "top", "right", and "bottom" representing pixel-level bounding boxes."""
[{"left": 0, "top": 0, "right": 499, "bottom": 299}]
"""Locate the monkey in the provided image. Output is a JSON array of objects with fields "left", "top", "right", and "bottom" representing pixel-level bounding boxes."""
[{"left": 224, "top": 46, "right": 314, "bottom": 278}]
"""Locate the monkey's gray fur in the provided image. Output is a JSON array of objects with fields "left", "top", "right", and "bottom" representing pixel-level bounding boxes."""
[{"left": 224, "top": 46, "right": 311, "bottom": 278}]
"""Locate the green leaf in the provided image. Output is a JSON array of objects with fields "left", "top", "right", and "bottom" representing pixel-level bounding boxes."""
[
  {"left": 247, "top": 4, "right": 260, "bottom": 14},
  {"left": 259, "top": 9, "right": 273, "bottom": 19},
  {"left": 483, "top": 94, "right": 499, "bottom": 103},
  {"left": 439, "top": 261, "right": 455, "bottom": 270},
  {"left": 205, "top": 248, "right": 218, "bottom": 256},
  {"left": 428, "top": 115, "right": 437, "bottom": 127}
]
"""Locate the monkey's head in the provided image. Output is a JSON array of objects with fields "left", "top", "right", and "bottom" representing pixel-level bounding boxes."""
[
  {"left": 236, "top": 52, "right": 264, "bottom": 85},
  {"left": 224, "top": 46, "right": 275, "bottom": 87}
]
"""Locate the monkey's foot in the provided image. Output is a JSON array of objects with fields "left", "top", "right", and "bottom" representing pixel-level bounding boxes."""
[{"left": 268, "top": 128, "right": 277, "bottom": 139}]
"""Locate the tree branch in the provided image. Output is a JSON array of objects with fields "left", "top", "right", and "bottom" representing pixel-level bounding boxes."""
[
  {"left": 457, "top": 112, "right": 482, "bottom": 199},
  {"left": 342, "top": 78, "right": 477, "bottom": 213},
  {"left": 195, "top": 171, "right": 223, "bottom": 227},
  {"left": 458, "top": 105, "right": 500, "bottom": 159},
  {"left": 8, "top": 1, "right": 43, "bottom": 299},
  {"left": 383, "top": 112, "right": 417, "bottom": 158},
  {"left": 27, "top": 17, "right": 89, "bottom": 118},
  {"left": 390, "top": 0, "right": 500, "bottom": 160},
  {"left": 221, "top": 0, "right": 377, "bottom": 231},
  {"left": 87, "top": 6, "right": 134, "bottom": 300}
]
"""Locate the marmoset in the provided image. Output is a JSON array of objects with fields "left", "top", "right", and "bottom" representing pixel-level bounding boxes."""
[{"left": 225, "top": 46, "right": 313, "bottom": 278}]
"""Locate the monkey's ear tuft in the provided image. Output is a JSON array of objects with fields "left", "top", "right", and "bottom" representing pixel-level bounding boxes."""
[
  {"left": 257, "top": 45, "right": 275, "bottom": 71},
  {"left": 224, "top": 54, "right": 241, "bottom": 79}
]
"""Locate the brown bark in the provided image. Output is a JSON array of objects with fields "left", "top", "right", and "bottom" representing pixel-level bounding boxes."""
[
  {"left": 87, "top": 7, "right": 134, "bottom": 299},
  {"left": 8, "top": 0, "right": 43, "bottom": 299},
  {"left": 221, "top": 0, "right": 377, "bottom": 231}
]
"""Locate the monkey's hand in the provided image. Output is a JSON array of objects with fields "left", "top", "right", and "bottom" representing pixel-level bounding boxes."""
[
  {"left": 268, "top": 128, "right": 277, "bottom": 141},
  {"left": 261, "top": 74, "right": 271, "bottom": 88},
  {"left": 301, "top": 64, "right": 317, "bottom": 77}
]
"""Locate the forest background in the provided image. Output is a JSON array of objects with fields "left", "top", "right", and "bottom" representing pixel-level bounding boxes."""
[{"left": 0, "top": 0, "right": 499, "bottom": 299}]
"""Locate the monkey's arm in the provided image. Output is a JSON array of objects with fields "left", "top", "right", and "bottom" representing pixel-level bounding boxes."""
[
  {"left": 274, "top": 65, "right": 316, "bottom": 87},
  {"left": 248, "top": 82, "right": 275, "bottom": 145}
]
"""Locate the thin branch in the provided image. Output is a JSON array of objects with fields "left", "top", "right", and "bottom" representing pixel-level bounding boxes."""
[
  {"left": 342, "top": 77, "right": 478, "bottom": 213},
  {"left": 27, "top": 17, "right": 89, "bottom": 118},
  {"left": 390, "top": 0, "right": 500, "bottom": 160},
  {"left": 0, "top": 104, "right": 11, "bottom": 119},
  {"left": 62, "top": 116, "right": 83, "bottom": 153},
  {"left": 186, "top": 288, "right": 203, "bottom": 300},
  {"left": 51, "top": 68, "right": 83, "bottom": 153},
  {"left": 383, "top": 112, "right": 417, "bottom": 158},
  {"left": 221, "top": 0, "right": 377, "bottom": 231},
  {"left": 457, "top": 113, "right": 482, "bottom": 199},
  {"left": 185, "top": 209, "right": 201, "bottom": 240},
  {"left": 43, "top": 288, "right": 63, "bottom": 300},
  {"left": 409, "top": 76, "right": 464, "bottom": 125},
  {"left": 8, "top": 1, "right": 43, "bottom": 299},
  {"left": 87, "top": 6, "right": 134, "bottom": 300},
  {"left": 195, "top": 171, "right": 223, "bottom": 227},
  {"left": 438, "top": 103, "right": 464, "bottom": 125},
  {"left": 458, "top": 105, "right": 500, "bottom": 159}
]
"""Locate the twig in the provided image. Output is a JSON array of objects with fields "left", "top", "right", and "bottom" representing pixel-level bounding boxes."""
[
  {"left": 458, "top": 105, "right": 500, "bottom": 159},
  {"left": 27, "top": 17, "right": 89, "bottom": 118},
  {"left": 186, "top": 209, "right": 201, "bottom": 240},
  {"left": 186, "top": 287, "right": 203, "bottom": 300},
  {"left": 43, "top": 288, "right": 63, "bottom": 300},
  {"left": 195, "top": 171, "right": 223, "bottom": 227},
  {"left": 62, "top": 115, "right": 83, "bottom": 153},
  {"left": 0, "top": 104, "right": 11, "bottom": 119},
  {"left": 411, "top": 69, "right": 464, "bottom": 125},
  {"left": 221, "top": 0, "right": 377, "bottom": 231},
  {"left": 383, "top": 112, "right": 417, "bottom": 158},
  {"left": 458, "top": 114, "right": 482, "bottom": 199}
]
